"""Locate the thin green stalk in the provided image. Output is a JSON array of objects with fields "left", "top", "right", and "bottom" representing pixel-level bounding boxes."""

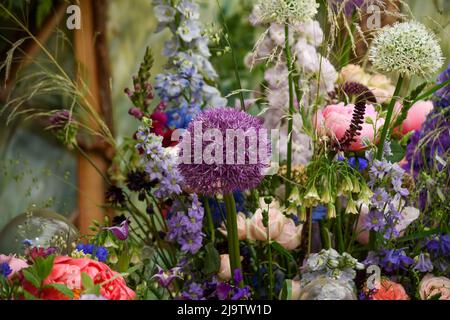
[
  {"left": 216, "top": 0, "right": 245, "bottom": 110},
  {"left": 223, "top": 193, "right": 243, "bottom": 287},
  {"left": 203, "top": 196, "right": 215, "bottom": 243},
  {"left": 284, "top": 24, "right": 295, "bottom": 202},
  {"left": 335, "top": 205, "right": 345, "bottom": 254},
  {"left": 319, "top": 220, "right": 331, "bottom": 250},
  {"left": 307, "top": 207, "right": 313, "bottom": 255},
  {"left": 266, "top": 203, "right": 274, "bottom": 299},
  {"left": 376, "top": 74, "right": 404, "bottom": 160}
]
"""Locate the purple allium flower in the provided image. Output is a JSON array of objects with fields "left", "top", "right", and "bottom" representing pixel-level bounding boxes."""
[
  {"left": 178, "top": 108, "right": 269, "bottom": 195},
  {"left": 0, "top": 262, "right": 12, "bottom": 278},
  {"left": 413, "top": 253, "right": 434, "bottom": 273},
  {"left": 151, "top": 265, "right": 183, "bottom": 287}
]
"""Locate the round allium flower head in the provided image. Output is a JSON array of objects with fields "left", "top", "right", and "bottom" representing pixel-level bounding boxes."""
[
  {"left": 178, "top": 108, "right": 269, "bottom": 195},
  {"left": 369, "top": 21, "right": 443, "bottom": 77},
  {"left": 254, "top": 0, "right": 319, "bottom": 25}
]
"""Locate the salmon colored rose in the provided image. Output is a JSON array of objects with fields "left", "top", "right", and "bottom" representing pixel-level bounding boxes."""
[
  {"left": 0, "top": 254, "right": 28, "bottom": 279},
  {"left": 248, "top": 207, "right": 286, "bottom": 241},
  {"left": 371, "top": 279, "right": 409, "bottom": 300},
  {"left": 274, "top": 219, "right": 303, "bottom": 250},
  {"left": 218, "top": 212, "right": 248, "bottom": 241},
  {"left": 315, "top": 103, "right": 384, "bottom": 151},
  {"left": 218, "top": 254, "right": 232, "bottom": 281},
  {"left": 24, "top": 256, "right": 135, "bottom": 300},
  {"left": 419, "top": 274, "right": 450, "bottom": 300}
]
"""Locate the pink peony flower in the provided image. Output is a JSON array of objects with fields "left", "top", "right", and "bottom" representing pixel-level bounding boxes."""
[
  {"left": 274, "top": 219, "right": 303, "bottom": 250},
  {"left": 371, "top": 279, "right": 410, "bottom": 300},
  {"left": 419, "top": 274, "right": 450, "bottom": 300},
  {"left": 315, "top": 102, "right": 384, "bottom": 151},
  {"left": 394, "top": 100, "right": 433, "bottom": 135},
  {"left": 0, "top": 254, "right": 28, "bottom": 279},
  {"left": 24, "top": 256, "right": 135, "bottom": 300}
]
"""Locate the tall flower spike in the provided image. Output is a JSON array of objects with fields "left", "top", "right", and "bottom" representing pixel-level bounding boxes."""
[{"left": 369, "top": 21, "right": 443, "bottom": 77}]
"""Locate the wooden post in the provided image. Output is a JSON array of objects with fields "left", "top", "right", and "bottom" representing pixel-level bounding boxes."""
[{"left": 74, "top": 0, "right": 112, "bottom": 235}]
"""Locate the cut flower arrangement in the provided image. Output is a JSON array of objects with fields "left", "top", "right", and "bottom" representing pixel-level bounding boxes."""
[{"left": 0, "top": 0, "right": 449, "bottom": 301}]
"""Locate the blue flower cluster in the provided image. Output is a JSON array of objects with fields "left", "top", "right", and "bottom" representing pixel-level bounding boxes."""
[
  {"left": 153, "top": 0, "right": 227, "bottom": 129},
  {"left": 363, "top": 144, "right": 412, "bottom": 240},
  {"left": 167, "top": 194, "right": 205, "bottom": 254},
  {"left": 75, "top": 244, "right": 109, "bottom": 263},
  {"left": 136, "top": 125, "right": 183, "bottom": 198},
  {"left": 0, "top": 262, "right": 12, "bottom": 278}
]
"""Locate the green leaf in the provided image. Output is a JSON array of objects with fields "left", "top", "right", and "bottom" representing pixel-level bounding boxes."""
[
  {"left": 22, "top": 269, "right": 41, "bottom": 288},
  {"left": 23, "top": 290, "right": 40, "bottom": 300},
  {"left": 280, "top": 279, "right": 293, "bottom": 300},
  {"left": 44, "top": 283, "right": 74, "bottom": 299},
  {"left": 35, "top": 255, "right": 55, "bottom": 280},
  {"left": 387, "top": 140, "right": 405, "bottom": 163},
  {"left": 81, "top": 272, "right": 94, "bottom": 289},
  {"left": 271, "top": 241, "right": 294, "bottom": 261},
  {"left": 202, "top": 242, "right": 221, "bottom": 275}
]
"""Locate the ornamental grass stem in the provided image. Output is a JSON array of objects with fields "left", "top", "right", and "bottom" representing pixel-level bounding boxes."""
[
  {"left": 376, "top": 74, "right": 404, "bottom": 160},
  {"left": 203, "top": 196, "right": 215, "bottom": 243},
  {"left": 284, "top": 24, "right": 295, "bottom": 202},
  {"left": 223, "top": 193, "right": 243, "bottom": 287}
]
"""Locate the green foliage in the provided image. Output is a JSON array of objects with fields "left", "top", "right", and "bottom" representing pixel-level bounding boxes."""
[
  {"left": 202, "top": 242, "right": 221, "bottom": 275},
  {"left": 279, "top": 279, "right": 293, "bottom": 300}
]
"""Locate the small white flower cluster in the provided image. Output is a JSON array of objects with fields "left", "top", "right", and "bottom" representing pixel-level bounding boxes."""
[
  {"left": 369, "top": 21, "right": 444, "bottom": 77},
  {"left": 252, "top": 0, "right": 319, "bottom": 25},
  {"left": 301, "top": 249, "right": 365, "bottom": 286}
]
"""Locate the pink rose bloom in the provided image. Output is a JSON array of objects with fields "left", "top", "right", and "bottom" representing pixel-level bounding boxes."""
[
  {"left": 218, "top": 254, "right": 232, "bottom": 281},
  {"left": 0, "top": 254, "right": 28, "bottom": 279},
  {"left": 316, "top": 103, "right": 384, "bottom": 151},
  {"left": 248, "top": 207, "right": 286, "bottom": 241},
  {"left": 394, "top": 100, "right": 433, "bottom": 135},
  {"left": 274, "top": 219, "right": 303, "bottom": 250},
  {"left": 25, "top": 256, "right": 135, "bottom": 300},
  {"left": 419, "top": 274, "right": 450, "bottom": 300},
  {"left": 371, "top": 279, "right": 410, "bottom": 300},
  {"left": 219, "top": 212, "right": 248, "bottom": 241}
]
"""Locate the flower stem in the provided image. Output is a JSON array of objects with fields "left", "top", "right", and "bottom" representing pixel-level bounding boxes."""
[
  {"left": 319, "top": 220, "right": 331, "bottom": 250},
  {"left": 376, "top": 74, "right": 404, "bottom": 160},
  {"left": 284, "top": 24, "right": 295, "bottom": 202},
  {"left": 203, "top": 196, "right": 215, "bottom": 243},
  {"left": 266, "top": 203, "right": 274, "bottom": 300},
  {"left": 223, "top": 193, "right": 243, "bottom": 287}
]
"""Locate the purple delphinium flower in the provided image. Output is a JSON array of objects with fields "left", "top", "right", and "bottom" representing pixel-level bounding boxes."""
[
  {"left": 363, "top": 251, "right": 380, "bottom": 267},
  {"left": 413, "top": 253, "right": 434, "bottom": 273},
  {"left": 0, "top": 262, "right": 12, "bottom": 278},
  {"left": 435, "top": 62, "right": 450, "bottom": 108},
  {"left": 379, "top": 249, "right": 414, "bottom": 272},
  {"left": 181, "top": 282, "right": 205, "bottom": 300},
  {"left": 369, "top": 159, "right": 391, "bottom": 180},
  {"left": 178, "top": 108, "right": 270, "bottom": 195},
  {"left": 166, "top": 195, "right": 205, "bottom": 254},
  {"left": 364, "top": 210, "right": 386, "bottom": 232},
  {"left": 371, "top": 188, "right": 389, "bottom": 209},
  {"left": 151, "top": 265, "right": 183, "bottom": 287}
]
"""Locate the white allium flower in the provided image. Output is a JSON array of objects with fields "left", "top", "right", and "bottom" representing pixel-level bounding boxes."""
[
  {"left": 255, "top": 0, "right": 319, "bottom": 24},
  {"left": 369, "top": 21, "right": 444, "bottom": 77}
]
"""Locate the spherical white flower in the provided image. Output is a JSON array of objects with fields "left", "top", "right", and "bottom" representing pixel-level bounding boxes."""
[
  {"left": 369, "top": 21, "right": 444, "bottom": 77},
  {"left": 255, "top": 0, "right": 319, "bottom": 25}
]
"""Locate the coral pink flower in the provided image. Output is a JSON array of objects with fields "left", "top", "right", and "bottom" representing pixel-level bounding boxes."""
[
  {"left": 274, "top": 219, "right": 303, "bottom": 250},
  {"left": 24, "top": 256, "right": 135, "bottom": 300},
  {"left": 371, "top": 279, "right": 410, "bottom": 300},
  {"left": 0, "top": 254, "right": 28, "bottom": 279},
  {"left": 394, "top": 100, "right": 433, "bottom": 135},
  {"left": 316, "top": 103, "right": 384, "bottom": 151}
]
